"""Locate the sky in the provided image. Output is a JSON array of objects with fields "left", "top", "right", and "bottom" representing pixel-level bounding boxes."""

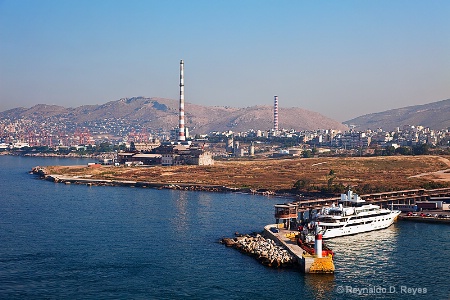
[{"left": 0, "top": 0, "right": 449, "bottom": 122}]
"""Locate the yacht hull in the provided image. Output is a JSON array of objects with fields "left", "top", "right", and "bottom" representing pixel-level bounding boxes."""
[{"left": 321, "top": 211, "right": 401, "bottom": 239}]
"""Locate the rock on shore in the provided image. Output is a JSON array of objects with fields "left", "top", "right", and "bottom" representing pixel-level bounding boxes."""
[{"left": 221, "top": 233, "right": 296, "bottom": 268}]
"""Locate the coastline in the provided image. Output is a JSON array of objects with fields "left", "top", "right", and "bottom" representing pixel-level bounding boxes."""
[
  {"left": 1, "top": 150, "right": 113, "bottom": 160},
  {"left": 31, "top": 166, "right": 285, "bottom": 196},
  {"left": 29, "top": 155, "right": 450, "bottom": 197}
]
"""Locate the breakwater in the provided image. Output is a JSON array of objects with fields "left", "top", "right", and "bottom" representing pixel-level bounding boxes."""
[
  {"left": 263, "top": 225, "right": 335, "bottom": 274},
  {"left": 220, "top": 233, "right": 296, "bottom": 268}
]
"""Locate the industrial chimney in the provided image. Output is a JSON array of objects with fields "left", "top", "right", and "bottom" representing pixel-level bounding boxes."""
[
  {"left": 178, "top": 60, "right": 186, "bottom": 141},
  {"left": 273, "top": 95, "right": 279, "bottom": 132}
]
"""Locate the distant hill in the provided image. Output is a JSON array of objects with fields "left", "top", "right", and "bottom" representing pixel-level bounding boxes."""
[
  {"left": 0, "top": 97, "right": 348, "bottom": 133},
  {"left": 344, "top": 98, "right": 450, "bottom": 131}
]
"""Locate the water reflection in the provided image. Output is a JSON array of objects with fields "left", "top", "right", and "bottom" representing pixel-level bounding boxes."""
[
  {"left": 172, "top": 190, "right": 189, "bottom": 234},
  {"left": 326, "top": 225, "right": 400, "bottom": 279},
  {"left": 305, "top": 274, "right": 336, "bottom": 300},
  {"left": 198, "top": 192, "right": 213, "bottom": 210},
  {"left": 327, "top": 225, "right": 400, "bottom": 254},
  {"left": 197, "top": 193, "right": 214, "bottom": 229}
]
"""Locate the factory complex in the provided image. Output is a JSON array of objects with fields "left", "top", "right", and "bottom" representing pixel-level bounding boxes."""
[{"left": 114, "top": 60, "right": 214, "bottom": 166}]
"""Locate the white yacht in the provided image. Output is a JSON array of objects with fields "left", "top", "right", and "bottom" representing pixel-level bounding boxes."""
[{"left": 315, "top": 190, "right": 401, "bottom": 239}]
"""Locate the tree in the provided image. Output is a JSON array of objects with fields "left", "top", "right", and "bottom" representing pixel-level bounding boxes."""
[
  {"left": 395, "top": 146, "right": 411, "bottom": 155},
  {"left": 327, "top": 169, "right": 336, "bottom": 188},
  {"left": 384, "top": 146, "right": 395, "bottom": 156},
  {"left": 113, "top": 143, "right": 127, "bottom": 151},
  {"left": 302, "top": 150, "right": 312, "bottom": 158},
  {"left": 97, "top": 142, "right": 113, "bottom": 153},
  {"left": 412, "top": 144, "right": 429, "bottom": 155},
  {"left": 332, "top": 183, "right": 346, "bottom": 193},
  {"left": 294, "top": 179, "right": 311, "bottom": 190}
]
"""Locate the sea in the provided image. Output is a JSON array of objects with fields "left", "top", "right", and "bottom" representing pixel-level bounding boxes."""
[{"left": 0, "top": 155, "right": 448, "bottom": 300}]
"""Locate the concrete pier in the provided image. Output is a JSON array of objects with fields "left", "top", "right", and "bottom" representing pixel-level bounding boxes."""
[
  {"left": 399, "top": 215, "right": 450, "bottom": 224},
  {"left": 263, "top": 224, "right": 334, "bottom": 273}
]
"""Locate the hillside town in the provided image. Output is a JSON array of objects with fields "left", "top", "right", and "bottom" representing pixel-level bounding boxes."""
[
  {"left": 1, "top": 113, "right": 449, "bottom": 162},
  {"left": 0, "top": 60, "right": 449, "bottom": 162}
]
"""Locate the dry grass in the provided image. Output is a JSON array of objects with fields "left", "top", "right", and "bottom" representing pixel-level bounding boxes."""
[{"left": 45, "top": 155, "right": 450, "bottom": 192}]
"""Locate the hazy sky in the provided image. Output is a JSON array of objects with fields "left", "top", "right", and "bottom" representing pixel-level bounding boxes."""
[{"left": 1, "top": 0, "right": 449, "bottom": 121}]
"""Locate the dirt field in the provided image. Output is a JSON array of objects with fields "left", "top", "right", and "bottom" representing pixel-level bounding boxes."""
[{"left": 43, "top": 155, "right": 450, "bottom": 193}]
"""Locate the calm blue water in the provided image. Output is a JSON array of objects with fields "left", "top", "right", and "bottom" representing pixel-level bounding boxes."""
[{"left": 0, "top": 155, "right": 448, "bottom": 299}]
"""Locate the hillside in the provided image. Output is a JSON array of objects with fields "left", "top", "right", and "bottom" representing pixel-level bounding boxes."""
[
  {"left": 0, "top": 97, "right": 348, "bottom": 133},
  {"left": 344, "top": 98, "right": 450, "bottom": 131}
]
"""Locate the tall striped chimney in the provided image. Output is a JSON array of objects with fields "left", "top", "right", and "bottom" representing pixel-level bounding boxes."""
[
  {"left": 274, "top": 95, "right": 279, "bottom": 132},
  {"left": 178, "top": 60, "right": 186, "bottom": 141}
]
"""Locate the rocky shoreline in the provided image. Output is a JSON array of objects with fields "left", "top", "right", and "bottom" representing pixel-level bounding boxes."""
[
  {"left": 30, "top": 166, "right": 296, "bottom": 196},
  {"left": 30, "top": 165, "right": 345, "bottom": 199},
  {"left": 31, "top": 166, "right": 242, "bottom": 193},
  {"left": 220, "top": 233, "right": 296, "bottom": 268}
]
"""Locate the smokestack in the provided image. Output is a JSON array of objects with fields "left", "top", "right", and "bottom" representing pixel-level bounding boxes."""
[
  {"left": 274, "top": 95, "right": 279, "bottom": 132},
  {"left": 178, "top": 60, "right": 186, "bottom": 141}
]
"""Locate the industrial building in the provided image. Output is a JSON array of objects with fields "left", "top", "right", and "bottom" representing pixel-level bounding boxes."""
[
  {"left": 116, "top": 60, "right": 214, "bottom": 166},
  {"left": 117, "top": 153, "right": 162, "bottom": 165}
]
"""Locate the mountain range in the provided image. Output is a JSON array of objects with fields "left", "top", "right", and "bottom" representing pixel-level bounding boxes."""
[
  {"left": 0, "top": 97, "right": 348, "bottom": 133},
  {"left": 344, "top": 98, "right": 450, "bottom": 131},
  {"left": 1, "top": 97, "right": 449, "bottom": 134}
]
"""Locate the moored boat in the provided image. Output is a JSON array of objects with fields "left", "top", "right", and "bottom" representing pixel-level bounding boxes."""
[{"left": 315, "top": 190, "right": 401, "bottom": 239}]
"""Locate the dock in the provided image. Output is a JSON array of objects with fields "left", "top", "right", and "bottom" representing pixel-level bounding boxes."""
[
  {"left": 291, "top": 188, "right": 450, "bottom": 213},
  {"left": 398, "top": 215, "right": 450, "bottom": 224},
  {"left": 263, "top": 224, "right": 334, "bottom": 274}
]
